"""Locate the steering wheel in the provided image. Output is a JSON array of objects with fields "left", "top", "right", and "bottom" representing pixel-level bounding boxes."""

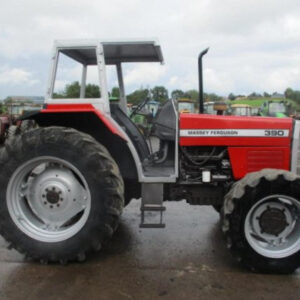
[{"left": 130, "top": 97, "right": 151, "bottom": 118}]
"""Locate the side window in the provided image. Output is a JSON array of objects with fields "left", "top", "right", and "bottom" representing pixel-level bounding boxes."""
[
  {"left": 52, "top": 49, "right": 101, "bottom": 99},
  {"left": 106, "top": 65, "right": 120, "bottom": 98}
]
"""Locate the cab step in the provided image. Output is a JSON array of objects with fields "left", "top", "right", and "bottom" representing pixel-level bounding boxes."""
[
  {"left": 140, "top": 205, "right": 166, "bottom": 228},
  {"left": 139, "top": 183, "right": 166, "bottom": 228}
]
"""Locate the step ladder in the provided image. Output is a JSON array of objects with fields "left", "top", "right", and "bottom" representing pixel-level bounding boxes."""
[{"left": 140, "top": 183, "right": 166, "bottom": 228}]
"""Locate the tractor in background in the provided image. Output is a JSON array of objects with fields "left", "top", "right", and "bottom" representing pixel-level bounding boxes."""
[
  {"left": 204, "top": 101, "right": 228, "bottom": 115},
  {"left": 230, "top": 104, "right": 252, "bottom": 116},
  {"left": 259, "top": 100, "right": 293, "bottom": 118},
  {"left": 177, "top": 98, "right": 196, "bottom": 113},
  {"left": 0, "top": 115, "right": 10, "bottom": 144}
]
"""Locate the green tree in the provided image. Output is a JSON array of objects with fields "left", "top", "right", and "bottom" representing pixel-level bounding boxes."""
[
  {"left": 65, "top": 81, "right": 80, "bottom": 98},
  {"left": 263, "top": 92, "right": 271, "bottom": 98},
  {"left": 111, "top": 87, "right": 120, "bottom": 98},
  {"left": 127, "top": 88, "right": 150, "bottom": 106},
  {"left": 205, "top": 93, "right": 222, "bottom": 102},
  {"left": 284, "top": 88, "right": 294, "bottom": 100},
  {"left": 228, "top": 93, "right": 236, "bottom": 101},
  {"left": 151, "top": 86, "right": 168, "bottom": 103},
  {"left": 53, "top": 81, "right": 100, "bottom": 98},
  {"left": 184, "top": 89, "right": 199, "bottom": 101},
  {"left": 294, "top": 91, "right": 300, "bottom": 104},
  {"left": 171, "top": 89, "right": 185, "bottom": 99},
  {"left": 248, "top": 92, "right": 262, "bottom": 98},
  {"left": 85, "top": 84, "right": 100, "bottom": 98},
  {"left": 0, "top": 102, "right": 3, "bottom": 114}
]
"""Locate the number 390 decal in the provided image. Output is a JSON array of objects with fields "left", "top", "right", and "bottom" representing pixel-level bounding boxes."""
[{"left": 264, "top": 130, "right": 285, "bottom": 136}]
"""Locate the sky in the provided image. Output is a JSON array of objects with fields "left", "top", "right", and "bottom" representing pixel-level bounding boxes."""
[{"left": 1, "top": 0, "right": 300, "bottom": 99}]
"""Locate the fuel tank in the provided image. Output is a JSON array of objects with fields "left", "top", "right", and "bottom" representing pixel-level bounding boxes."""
[{"left": 179, "top": 114, "right": 294, "bottom": 179}]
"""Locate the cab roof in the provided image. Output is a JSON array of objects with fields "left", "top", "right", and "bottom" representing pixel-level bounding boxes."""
[{"left": 54, "top": 39, "right": 164, "bottom": 65}]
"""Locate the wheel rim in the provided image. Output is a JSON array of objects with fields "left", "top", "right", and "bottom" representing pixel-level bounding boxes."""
[
  {"left": 245, "top": 194, "right": 300, "bottom": 258},
  {"left": 7, "top": 156, "right": 91, "bottom": 243}
]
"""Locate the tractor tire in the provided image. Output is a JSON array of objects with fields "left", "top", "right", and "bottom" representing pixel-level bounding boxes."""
[
  {"left": 0, "top": 126, "right": 124, "bottom": 263},
  {"left": 124, "top": 179, "right": 141, "bottom": 205},
  {"left": 19, "top": 119, "right": 38, "bottom": 133},
  {"left": 222, "top": 169, "right": 300, "bottom": 274},
  {"left": 212, "top": 205, "right": 222, "bottom": 213},
  {"left": 6, "top": 125, "right": 20, "bottom": 141},
  {"left": 6, "top": 120, "right": 38, "bottom": 143}
]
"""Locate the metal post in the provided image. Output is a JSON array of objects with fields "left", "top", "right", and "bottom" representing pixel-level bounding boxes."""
[
  {"left": 116, "top": 63, "right": 127, "bottom": 113},
  {"left": 198, "top": 48, "right": 209, "bottom": 113},
  {"left": 80, "top": 64, "right": 87, "bottom": 99},
  {"left": 46, "top": 48, "right": 59, "bottom": 101}
]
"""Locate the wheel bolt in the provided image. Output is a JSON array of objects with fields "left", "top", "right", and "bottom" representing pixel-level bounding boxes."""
[{"left": 50, "top": 205, "right": 53, "bottom": 209}]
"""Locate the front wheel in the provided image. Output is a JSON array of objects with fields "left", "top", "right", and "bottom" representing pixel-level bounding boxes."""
[
  {"left": 223, "top": 169, "right": 300, "bottom": 274},
  {"left": 0, "top": 127, "right": 124, "bottom": 263}
]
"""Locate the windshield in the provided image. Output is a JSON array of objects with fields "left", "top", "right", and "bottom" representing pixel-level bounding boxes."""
[
  {"left": 204, "top": 104, "right": 215, "bottom": 114},
  {"left": 232, "top": 107, "right": 249, "bottom": 116},
  {"left": 178, "top": 102, "right": 195, "bottom": 113},
  {"left": 269, "top": 102, "right": 286, "bottom": 114}
]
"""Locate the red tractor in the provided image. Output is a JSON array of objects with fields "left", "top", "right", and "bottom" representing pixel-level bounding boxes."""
[
  {"left": 0, "top": 40, "right": 299, "bottom": 273},
  {"left": 0, "top": 115, "right": 10, "bottom": 144}
]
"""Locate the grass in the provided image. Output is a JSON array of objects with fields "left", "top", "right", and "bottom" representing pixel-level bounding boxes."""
[{"left": 228, "top": 97, "right": 300, "bottom": 111}]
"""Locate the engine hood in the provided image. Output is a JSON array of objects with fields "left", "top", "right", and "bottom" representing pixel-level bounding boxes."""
[{"left": 179, "top": 113, "right": 293, "bottom": 147}]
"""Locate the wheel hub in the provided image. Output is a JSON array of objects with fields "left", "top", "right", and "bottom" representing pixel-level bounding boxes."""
[
  {"left": 258, "top": 207, "right": 288, "bottom": 236},
  {"left": 46, "top": 189, "right": 60, "bottom": 204},
  {"left": 27, "top": 167, "right": 87, "bottom": 226}
]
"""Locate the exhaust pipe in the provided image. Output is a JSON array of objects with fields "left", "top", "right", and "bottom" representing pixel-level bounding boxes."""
[{"left": 198, "top": 48, "right": 209, "bottom": 113}]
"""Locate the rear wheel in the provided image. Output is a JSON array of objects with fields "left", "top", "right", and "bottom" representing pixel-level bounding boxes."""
[
  {"left": 212, "top": 205, "right": 222, "bottom": 213},
  {"left": 6, "top": 120, "right": 38, "bottom": 143},
  {"left": 223, "top": 169, "right": 300, "bottom": 274},
  {"left": 0, "top": 127, "right": 124, "bottom": 263},
  {"left": 19, "top": 119, "right": 38, "bottom": 133},
  {"left": 6, "top": 125, "right": 20, "bottom": 141}
]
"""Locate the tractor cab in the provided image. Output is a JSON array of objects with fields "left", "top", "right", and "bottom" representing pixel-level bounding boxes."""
[
  {"left": 230, "top": 104, "right": 252, "bottom": 116},
  {"left": 44, "top": 40, "right": 178, "bottom": 185},
  {"left": 177, "top": 98, "right": 196, "bottom": 113},
  {"left": 259, "top": 100, "right": 291, "bottom": 117}
]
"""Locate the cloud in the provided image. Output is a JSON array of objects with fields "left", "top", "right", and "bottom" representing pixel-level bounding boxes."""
[
  {"left": 168, "top": 76, "right": 179, "bottom": 87},
  {"left": 1, "top": 0, "right": 300, "bottom": 97},
  {"left": 124, "top": 63, "right": 167, "bottom": 88},
  {"left": 0, "top": 66, "right": 39, "bottom": 86}
]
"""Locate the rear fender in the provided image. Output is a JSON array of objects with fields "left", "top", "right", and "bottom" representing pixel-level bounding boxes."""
[{"left": 20, "top": 107, "right": 141, "bottom": 181}]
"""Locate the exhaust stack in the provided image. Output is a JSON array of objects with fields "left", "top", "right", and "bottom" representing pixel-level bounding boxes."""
[{"left": 198, "top": 48, "right": 209, "bottom": 113}]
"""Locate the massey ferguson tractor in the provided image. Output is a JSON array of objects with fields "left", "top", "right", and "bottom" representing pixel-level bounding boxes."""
[{"left": 0, "top": 40, "right": 299, "bottom": 274}]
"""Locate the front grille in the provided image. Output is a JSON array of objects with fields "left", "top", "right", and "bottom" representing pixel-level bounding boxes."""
[
  {"left": 247, "top": 150, "right": 285, "bottom": 172},
  {"left": 292, "top": 120, "right": 300, "bottom": 175}
]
